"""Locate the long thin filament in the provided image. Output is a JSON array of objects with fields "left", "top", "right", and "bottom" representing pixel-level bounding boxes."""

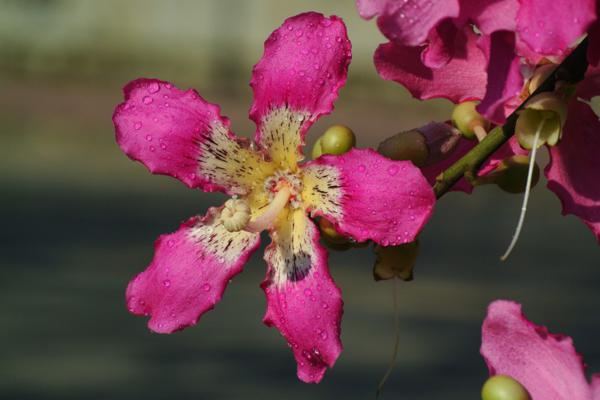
[
  {"left": 376, "top": 278, "right": 401, "bottom": 399},
  {"left": 500, "top": 122, "right": 543, "bottom": 261}
]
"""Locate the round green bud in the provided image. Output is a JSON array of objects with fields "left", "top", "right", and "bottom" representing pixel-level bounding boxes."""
[
  {"left": 377, "top": 129, "right": 429, "bottom": 167},
  {"left": 319, "top": 124, "right": 356, "bottom": 155},
  {"left": 312, "top": 138, "right": 324, "bottom": 159},
  {"left": 481, "top": 375, "right": 531, "bottom": 400},
  {"left": 373, "top": 240, "right": 419, "bottom": 281},
  {"left": 319, "top": 218, "right": 349, "bottom": 245},
  {"left": 483, "top": 155, "right": 540, "bottom": 194},
  {"left": 451, "top": 101, "right": 490, "bottom": 140}
]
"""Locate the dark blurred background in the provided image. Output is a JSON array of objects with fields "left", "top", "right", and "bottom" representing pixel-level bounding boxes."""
[{"left": 1, "top": 1, "right": 599, "bottom": 399}]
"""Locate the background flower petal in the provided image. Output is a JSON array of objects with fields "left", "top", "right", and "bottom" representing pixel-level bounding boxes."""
[
  {"left": 546, "top": 69, "right": 600, "bottom": 243},
  {"left": 249, "top": 12, "right": 351, "bottom": 169},
  {"left": 302, "top": 148, "right": 435, "bottom": 246},
  {"left": 262, "top": 209, "right": 342, "bottom": 383},
  {"left": 592, "top": 374, "right": 600, "bottom": 399},
  {"left": 114, "top": 78, "right": 274, "bottom": 194},
  {"left": 374, "top": 27, "right": 487, "bottom": 103},
  {"left": 458, "top": 0, "right": 518, "bottom": 35},
  {"left": 517, "top": 0, "right": 596, "bottom": 56},
  {"left": 481, "top": 300, "right": 593, "bottom": 400},
  {"left": 126, "top": 208, "right": 260, "bottom": 334},
  {"left": 476, "top": 32, "right": 524, "bottom": 124},
  {"left": 367, "top": 0, "right": 459, "bottom": 47}
]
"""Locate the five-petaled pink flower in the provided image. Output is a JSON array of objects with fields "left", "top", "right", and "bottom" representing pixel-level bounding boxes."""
[
  {"left": 112, "top": 12, "right": 435, "bottom": 383},
  {"left": 482, "top": 300, "right": 600, "bottom": 399}
]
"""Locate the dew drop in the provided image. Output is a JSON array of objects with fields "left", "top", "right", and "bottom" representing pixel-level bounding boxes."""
[
  {"left": 320, "top": 331, "right": 328, "bottom": 340},
  {"left": 304, "top": 288, "right": 312, "bottom": 297},
  {"left": 202, "top": 283, "right": 211, "bottom": 292},
  {"left": 358, "top": 164, "right": 366, "bottom": 173},
  {"left": 134, "top": 122, "right": 142, "bottom": 130},
  {"left": 149, "top": 145, "right": 156, "bottom": 152},
  {"left": 143, "top": 96, "right": 153, "bottom": 105},
  {"left": 167, "top": 239, "right": 175, "bottom": 247},
  {"left": 163, "top": 279, "right": 171, "bottom": 288},
  {"left": 145, "top": 134, "right": 152, "bottom": 141},
  {"left": 160, "top": 142, "right": 167, "bottom": 150},
  {"left": 148, "top": 82, "right": 160, "bottom": 93},
  {"left": 387, "top": 165, "right": 399, "bottom": 176},
  {"left": 321, "top": 302, "right": 329, "bottom": 309}
]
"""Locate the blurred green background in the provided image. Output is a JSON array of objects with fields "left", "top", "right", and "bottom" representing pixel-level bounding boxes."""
[{"left": 1, "top": 1, "right": 599, "bottom": 399}]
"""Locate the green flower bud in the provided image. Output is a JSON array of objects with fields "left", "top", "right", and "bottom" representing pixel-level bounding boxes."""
[
  {"left": 515, "top": 92, "right": 567, "bottom": 149},
  {"left": 377, "top": 122, "right": 461, "bottom": 167},
  {"left": 320, "top": 124, "right": 356, "bottom": 156},
  {"left": 373, "top": 240, "right": 419, "bottom": 281},
  {"left": 481, "top": 155, "right": 540, "bottom": 194},
  {"left": 312, "top": 138, "right": 324, "bottom": 159},
  {"left": 481, "top": 375, "right": 531, "bottom": 400},
  {"left": 451, "top": 101, "right": 490, "bottom": 140},
  {"left": 318, "top": 217, "right": 347, "bottom": 244}
]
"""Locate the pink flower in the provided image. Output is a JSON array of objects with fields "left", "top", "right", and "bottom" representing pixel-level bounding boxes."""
[
  {"left": 357, "top": 0, "right": 597, "bottom": 123},
  {"left": 112, "top": 12, "right": 435, "bottom": 383},
  {"left": 481, "top": 300, "right": 600, "bottom": 399},
  {"left": 545, "top": 65, "right": 600, "bottom": 243}
]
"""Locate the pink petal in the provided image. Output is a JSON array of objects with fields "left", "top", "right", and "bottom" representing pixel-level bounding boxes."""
[
  {"left": 481, "top": 300, "right": 593, "bottom": 400},
  {"left": 458, "top": 0, "right": 518, "bottom": 35},
  {"left": 302, "top": 148, "right": 435, "bottom": 246},
  {"left": 355, "top": 0, "right": 388, "bottom": 19},
  {"left": 374, "top": 27, "right": 487, "bottom": 103},
  {"left": 249, "top": 12, "right": 351, "bottom": 159},
  {"left": 546, "top": 69, "right": 600, "bottom": 243},
  {"left": 262, "top": 209, "right": 342, "bottom": 383},
  {"left": 422, "top": 19, "right": 460, "bottom": 69},
  {"left": 358, "top": 0, "right": 459, "bottom": 46},
  {"left": 476, "top": 32, "right": 524, "bottom": 124},
  {"left": 114, "top": 78, "right": 273, "bottom": 195},
  {"left": 126, "top": 208, "right": 261, "bottom": 333},
  {"left": 420, "top": 136, "right": 476, "bottom": 194},
  {"left": 593, "top": 374, "right": 600, "bottom": 399},
  {"left": 588, "top": 21, "right": 600, "bottom": 67},
  {"left": 517, "top": 0, "right": 596, "bottom": 56}
]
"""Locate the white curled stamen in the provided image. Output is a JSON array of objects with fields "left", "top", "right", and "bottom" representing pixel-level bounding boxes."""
[
  {"left": 221, "top": 199, "right": 251, "bottom": 232},
  {"left": 245, "top": 187, "right": 291, "bottom": 233}
]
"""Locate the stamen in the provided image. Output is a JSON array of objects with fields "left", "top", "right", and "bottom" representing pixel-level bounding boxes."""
[
  {"left": 245, "top": 187, "right": 291, "bottom": 233},
  {"left": 500, "top": 118, "right": 544, "bottom": 261},
  {"left": 221, "top": 199, "right": 251, "bottom": 232}
]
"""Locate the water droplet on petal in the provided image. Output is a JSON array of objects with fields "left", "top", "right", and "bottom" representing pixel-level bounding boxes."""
[
  {"left": 148, "top": 82, "right": 160, "bottom": 93},
  {"left": 145, "top": 134, "right": 152, "bottom": 141},
  {"left": 149, "top": 145, "right": 156, "bottom": 152},
  {"left": 202, "top": 283, "right": 211, "bottom": 292},
  {"left": 358, "top": 164, "right": 366, "bottom": 173},
  {"left": 143, "top": 96, "right": 153, "bottom": 105},
  {"left": 163, "top": 279, "right": 171, "bottom": 288},
  {"left": 304, "top": 288, "right": 312, "bottom": 297},
  {"left": 387, "top": 165, "right": 399, "bottom": 176},
  {"left": 134, "top": 122, "right": 142, "bottom": 130},
  {"left": 167, "top": 239, "right": 175, "bottom": 248}
]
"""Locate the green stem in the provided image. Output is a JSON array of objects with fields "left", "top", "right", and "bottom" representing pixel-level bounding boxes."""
[{"left": 432, "top": 38, "right": 590, "bottom": 199}]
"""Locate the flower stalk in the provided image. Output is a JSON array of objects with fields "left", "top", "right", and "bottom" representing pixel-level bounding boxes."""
[{"left": 432, "top": 38, "right": 590, "bottom": 199}]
